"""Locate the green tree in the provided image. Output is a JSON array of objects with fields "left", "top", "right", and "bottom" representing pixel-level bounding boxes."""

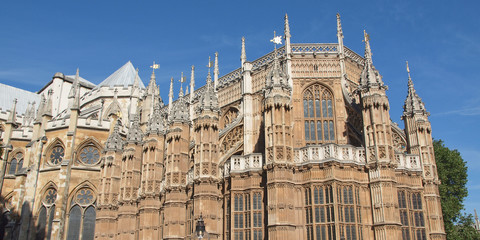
[{"left": 434, "top": 139, "right": 480, "bottom": 239}]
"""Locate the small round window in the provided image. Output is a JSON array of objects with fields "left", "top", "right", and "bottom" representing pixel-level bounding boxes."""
[
  {"left": 43, "top": 188, "right": 57, "bottom": 206},
  {"left": 75, "top": 188, "right": 95, "bottom": 206},
  {"left": 79, "top": 146, "right": 100, "bottom": 165},
  {"left": 50, "top": 146, "right": 64, "bottom": 165}
]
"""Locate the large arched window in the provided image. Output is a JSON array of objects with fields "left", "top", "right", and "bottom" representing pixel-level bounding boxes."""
[
  {"left": 66, "top": 187, "right": 96, "bottom": 240},
  {"left": 36, "top": 188, "right": 57, "bottom": 240},
  {"left": 303, "top": 84, "right": 335, "bottom": 144}
]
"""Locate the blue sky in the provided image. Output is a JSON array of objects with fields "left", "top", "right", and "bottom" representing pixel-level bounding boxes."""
[{"left": 1, "top": 1, "right": 479, "bottom": 215}]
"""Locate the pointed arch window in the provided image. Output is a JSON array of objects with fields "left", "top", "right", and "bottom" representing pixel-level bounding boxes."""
[
  {"left": 66, "top": 188, "right": 96, "bottom": 240},
  {"left": 36, "top": 188, "right": 57, "bottom": 240},
  {"left": 78, "top": 144, "right": 100, "bottom": 165},
  {"left": 303, "top": 84, "right": 335, "bottom": 144},
  {"left": 8, "top": 152, "right": 23, "bottom": 175},
  {"left": 49, "top": 145, "right": 64, "bottom": 166}
]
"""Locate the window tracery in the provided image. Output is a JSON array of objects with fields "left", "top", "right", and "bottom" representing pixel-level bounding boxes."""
[
  {"left": 398, "top": 190, "right": 426, "bottom": 240},
  {"left": 303, "top": 84, "right": 335, "bottom": 144},
  {"left": 66, "top": 187, "right": 96, "bottom": 240},
  {"left": 49, "top": 145, "right": 64, "bottom": 166},
  {"left": 8, "top": 152, "right": 23, "bottom": 175},
  {"left": 232, "top": 192, "right": 263, "bottom": 240},
  {"left": 36, "top": 188, "right": 56, "bottom": 240},
  {"left": 78, "top": 145, "right": 100, "bottom": 165}
]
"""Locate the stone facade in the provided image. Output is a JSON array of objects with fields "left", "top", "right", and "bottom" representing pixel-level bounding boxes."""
[{"left": 0, "top": 14, "right": 445, "bottom": 240}]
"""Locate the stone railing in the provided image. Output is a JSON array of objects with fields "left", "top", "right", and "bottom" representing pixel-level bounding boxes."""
[
  {"left": 224, "top": 153, "right": 263, "bottom": 176},
  {"left": 294, "top": 143, "right": 366, "bottom": 165},
  {"left": 395, "top": 153, "right": 422, "bottom": 171},
  {"left": 291, "top": 43, "right": 338, "bottom": 54},
  {"left": 344, "top": 46, "right": 365, "bottom": 66},
  {"left": 217, "top": 68, "right": 242, "bottom": 89},
  {"left": 251, "top": 46, "right": 286, "bottom": 70}
]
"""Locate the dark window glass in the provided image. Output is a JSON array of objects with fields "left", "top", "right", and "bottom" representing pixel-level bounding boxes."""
[
  {"left": 322, "top": 100, "right": 327, "bottom": 117},
  {"left": 66, "top": 205, "right": 81, "bottom": 240},
  {"left": 304, "top": 100, "right": 309, "bottom": 117},
  {"left": 323, "top": 121, "right": 329, "bottom": 141},
  {"left": 315, "top": 100, "right": 321, "bottom": 118},
  {"left": 47, "top": 206, "right": 55, "bottom": 240},
  {"left": 82, "top": 206, "right": 96, "bottom": 240},
  {"left": 305, "top": 121, "right": 310, "bottom": 141},
  {"left": 36, "top": 206, "right": 47, "bottom": 240},
  {"left": 309, "top": 100, "right": 314, "bottom": 117},
  {"left": 17, "top": 160, "right": 23, "bottom": 173},
  {"left": 8, "top": 159, "right": 17, "bottom": 175},
  {"left": 50, "top": 146, "right": 64, "bottom": 165},
  {"left": 329, "top": 121, "right": 335, "bottom": 140},
  {"left": 310, "top": 121, "right": 315, "bottom": 141},
  {"left": 327, "top": 100, "right": 333, "bottom": 117}
]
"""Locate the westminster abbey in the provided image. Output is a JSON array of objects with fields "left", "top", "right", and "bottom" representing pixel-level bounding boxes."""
[{"left": 0, "top": 14, "right": 445, "bottom": 240}]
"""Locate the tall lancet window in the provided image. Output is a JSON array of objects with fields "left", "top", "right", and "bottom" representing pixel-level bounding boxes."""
[
  {"left": 36, "top": 188, "right": 57, "bottom": 240},
  {"left": 66, "top": 187, "right": 96, "bottom": 240},
  {"left": 303, "top": 84, "right": 335, "bottom": 144}
]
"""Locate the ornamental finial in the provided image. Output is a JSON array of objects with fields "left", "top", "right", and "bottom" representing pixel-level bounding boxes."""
[{"left": 241, "top": 37, "right": 247, "bottom": 66}]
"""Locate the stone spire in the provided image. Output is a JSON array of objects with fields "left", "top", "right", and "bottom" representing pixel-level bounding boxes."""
[
  {"left": 475, "top": 209, "right": 479, "bottom": 229},
  {"left": 403, "top": 61, "right": 428, "bottom": 117},
  {"left": 69, "top": 68, "right": 81, "bottom": 109},
  {"left": 197, "top": 69, "right": 219, "bottom": 114},
  {"left": 241, "top": 37, "right": 247, "bottom": 67},
  {"left": 147, "top": 62, "right": 159, "bottom": 94},
  {"left": 179, "top": 72, "right": 185, "bottom": 98},
  {"left": 7, "top": 98, "right": 17, "bottom": 124},
  {"left": 284, "top": 13, "right": 291, "bottom": 39},
  {"left": 35, "top": 93, "right": 46, "bottom": 122},
  {"left": 147, "top": 101, "right": 166, "bottom": 135},
  {"left": 126, "top": 114, "right": 144, "bottom": 143},
  {"left": 69, "top": 68, "right": 79, "bottom": 99},
  {"left": 266, "top": 32, "right": 289, "bottom": 90},
  {"left": 336, "top": 13, "right": 343, "bottom": 41},
  {"left": 168, "top": 77, "right": 174, "bottom": 114},
  {"left": 359, "top": 30, "right": 385, "bottom": 89},
  {"left": 44, "top": 89, "right": 53, "bottom": 117},
  {"left": 105, "top": 120, "right": 125, "bottom": 151},
  {"left": 133, "top": 68, "right": 140, "bottom": 88},
  {"left": 190, "top": 65, "right": 195, "bottom": 103},
  {"left": 214, "top": 52, "right": 219, "bottom": 91}
]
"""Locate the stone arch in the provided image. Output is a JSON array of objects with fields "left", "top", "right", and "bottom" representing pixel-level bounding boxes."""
[
  {"left": 220, "top": 106, "right": 240, "bottom": 129},
  {"left": 35, "top": 181, "right": 58, "bottom": 240},
  {"left": 302, "top": 82, "right": 336, "bottom": 144},
  {"left": 43, "top": 138, "right": 65, "bottom": 167},
  {"left": 65, "top": 181, "right": 97, "bottom": 240},
  {"left": 74, "top": 137, "right": 103, "bottom": 166},
  {"left": 7, "top": 148, "right": 24, "bottom": 176}
]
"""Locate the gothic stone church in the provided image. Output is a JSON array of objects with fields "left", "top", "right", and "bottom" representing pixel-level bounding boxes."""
[{"left": 0, "top": 14, "right": 445, "bottom": 240}]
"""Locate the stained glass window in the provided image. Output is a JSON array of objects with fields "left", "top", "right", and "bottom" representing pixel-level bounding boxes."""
[
  {"left": 79, "top": 146, "right": 100, "bottom": 165},
  {"left": 8, "top": 158, "right": 17, "bottom": 175},
  {"left": 66, "top": 205, "right": 81, "bottom": 240},
  {"left": 303, "top": 84, "right": 335, "bottom": 144},
  {"left": 67, "top": 187, "right": 96, "bottom": 240},
  {"left": 50, "top": 146, "right": 64, "bottom": 165}
]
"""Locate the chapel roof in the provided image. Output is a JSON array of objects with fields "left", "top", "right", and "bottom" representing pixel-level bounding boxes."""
[
  {"left": 96, "top": 61, "right": 145, "bottom": 89},
  {"left": 0, "top": 83, "right": 40, "bottom": 114}
]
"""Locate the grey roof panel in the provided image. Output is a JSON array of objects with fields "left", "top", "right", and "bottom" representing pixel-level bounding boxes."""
[
  {"left": 0, "top": 83, "right": 40, "bottom": 115},
  {"left": 97, "top": 61, "right": 145, "bottom": 88}
]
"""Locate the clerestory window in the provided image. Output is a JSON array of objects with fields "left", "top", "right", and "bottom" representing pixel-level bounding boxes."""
[{"left": 303, "top": 84, "right": 335, "bottom": 144}]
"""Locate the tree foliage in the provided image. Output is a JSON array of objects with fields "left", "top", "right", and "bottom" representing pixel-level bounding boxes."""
[{"left": 434, "top": 139, "right": 480, "bottom": 239}]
